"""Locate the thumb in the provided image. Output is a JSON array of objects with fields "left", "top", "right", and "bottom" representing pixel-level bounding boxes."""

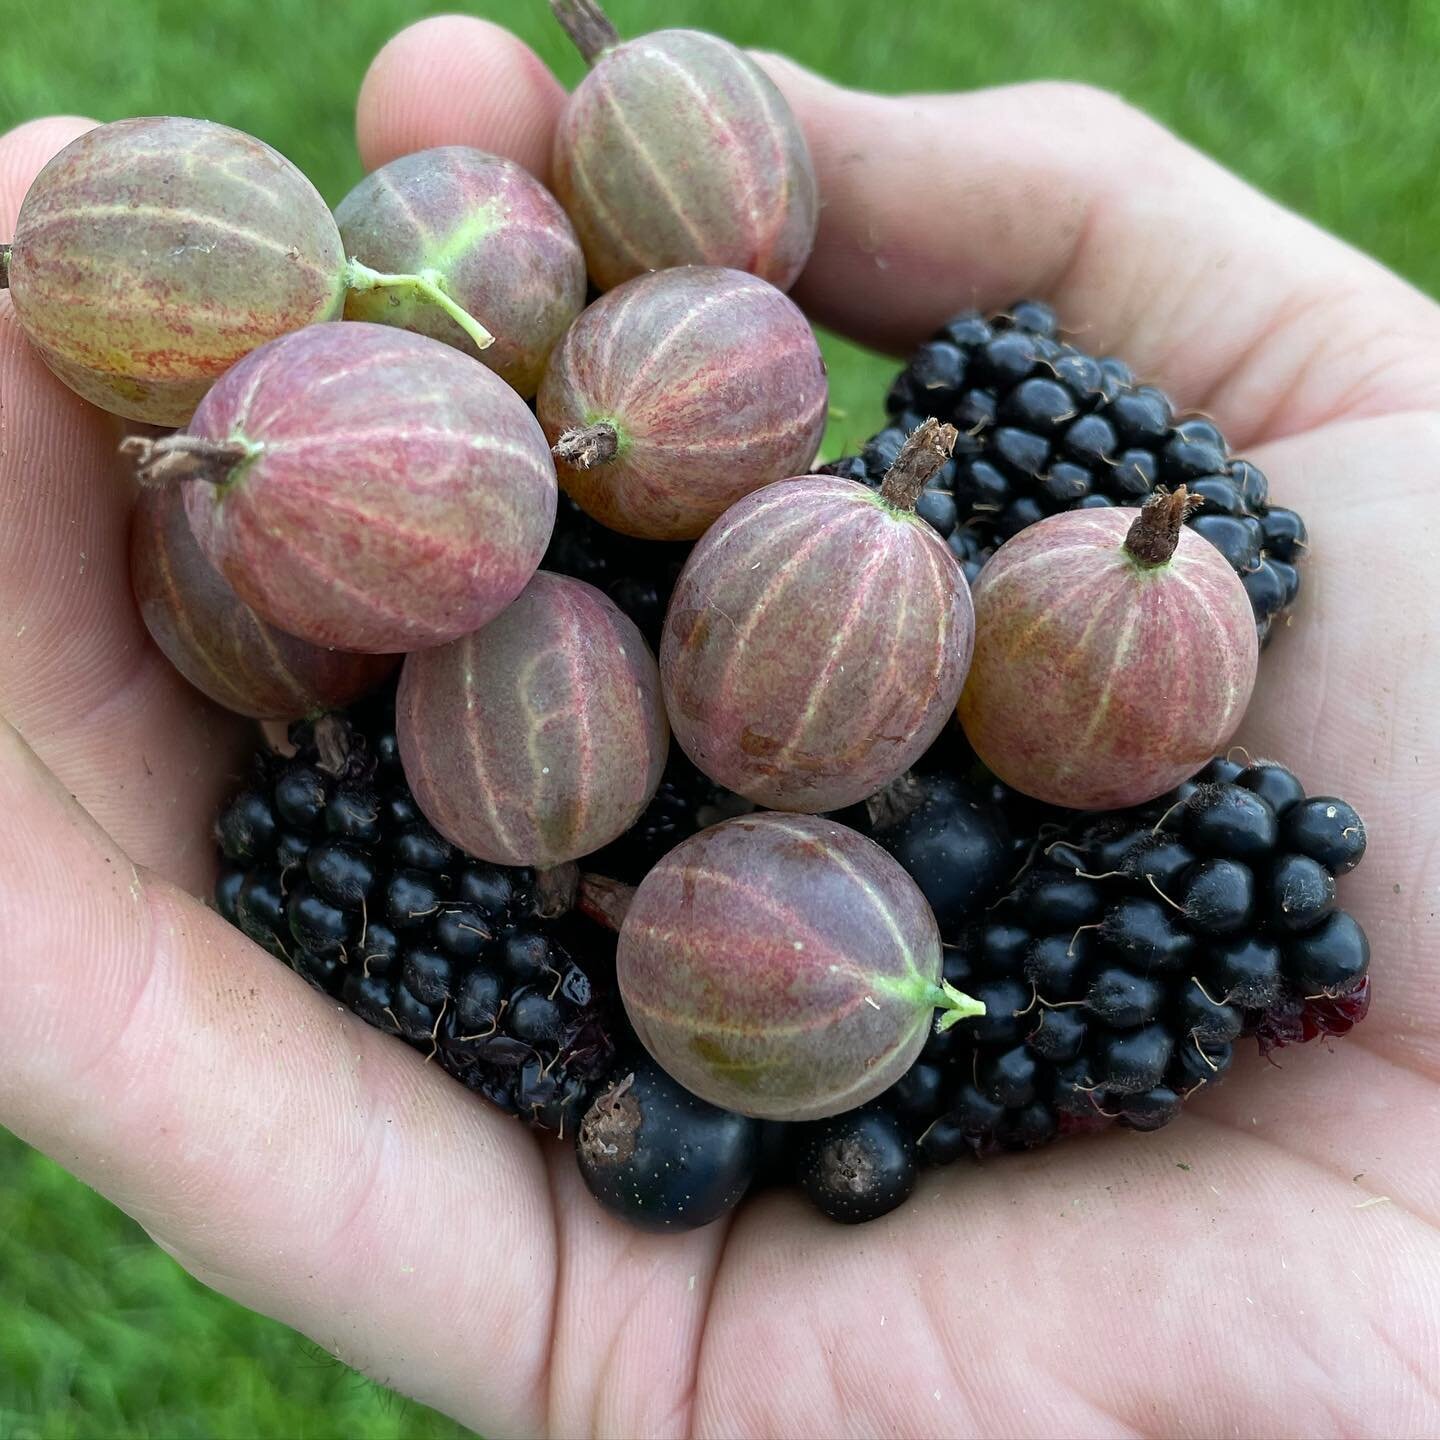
[{"left": 0, "top": 718, "right": 557, "bottom": 1435}]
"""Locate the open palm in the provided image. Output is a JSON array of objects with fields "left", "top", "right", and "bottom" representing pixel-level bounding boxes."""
[{"left": 3, "top": 19, "right": 1437, "bottom": 1437}]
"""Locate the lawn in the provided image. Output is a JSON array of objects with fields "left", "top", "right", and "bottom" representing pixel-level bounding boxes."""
[{"left": 3, "top": 0, "right": 1438, "bottom": 1434}]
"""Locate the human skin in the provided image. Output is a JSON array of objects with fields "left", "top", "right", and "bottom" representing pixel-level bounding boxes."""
[{"left": 1, "top": 18, "right": 1438, "bottom": 1439}]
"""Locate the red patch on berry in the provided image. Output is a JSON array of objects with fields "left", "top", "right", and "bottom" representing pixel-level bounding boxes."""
[
  {"left": 1058, "top": 1109, "right": 1115, "bottom": 1140},
  {"left": 1254, "top": 978, "right": 1372, "bottom": 1057}
]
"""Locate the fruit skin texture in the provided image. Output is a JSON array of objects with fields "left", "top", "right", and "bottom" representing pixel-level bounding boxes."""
[
  {"left": 576, "top": 1060, "right": 759, "bottom": 1232},
  {"left": 180, "top": 322, "right": 557, "bottom": 653},
  {"left": 130, "top": 485, "right": 397, "bottom": 719},
  {"left": 397, "top": 571, "right": 669, "bottom": 868},
  {"left": 661, "top": 476, "right": 974, "bottom": 812},
  {"left": 551, "top": 30, "right": 818, "bottom": 292},
  {"left": 616, "top": 812, "right": 951, "bottom": 1121},
  {"left": 7, "top": 116, "right": 345, "bottom": 424},
  {"left": 537, "top": 266, "right": 827, "bottom": 540},
  {"left": 335, "top": 146, "right": 585, "bottom": 398},
  {"left": 959, "top": 506, "right": 1258, "bottom": 810}
]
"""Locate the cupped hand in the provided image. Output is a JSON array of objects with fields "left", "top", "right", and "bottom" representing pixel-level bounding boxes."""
[{"left": 3, "top": 19, "right": 1438, "bottom": 1437}]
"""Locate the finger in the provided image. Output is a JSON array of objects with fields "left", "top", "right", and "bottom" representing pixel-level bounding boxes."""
[
  {"left": 0, "top": 716, "right": 556, "bottom": 1438},
  {"left": 356, "top": 16, "right": 566, "bottom": 182},
  {"left": 544, "top": 1148, "right": 730, "bottom": 1438},
  {"left": 1, "top": 118, "right": 250, "bottom": 892},
  {"left": 1237, "top": 412, "right": 1440, "bottom": 1083},
  {"left": 756, "top": 59, "right": 1440, "bottom": 446}
]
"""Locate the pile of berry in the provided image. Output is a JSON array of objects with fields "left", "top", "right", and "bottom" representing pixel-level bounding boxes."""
[{"left": 3, "top": 0, "right": 1370, "bottom": 1232}]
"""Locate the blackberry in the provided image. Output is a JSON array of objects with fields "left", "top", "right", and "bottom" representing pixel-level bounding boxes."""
[
  {"left": 881, "top": 756, "right": 1370, "bottom": 1164},
  {"left": 822, "top": 301, "right": 1307, "bottom": 643},
  {"left": 213, "top": 693, "right": 618, "bottom": 1133}
]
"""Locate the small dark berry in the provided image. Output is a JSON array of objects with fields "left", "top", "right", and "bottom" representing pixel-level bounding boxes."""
[
  {"left": 217, "top": 791, "right": 278, "bottom": 862},
  {"left": 1085, "top": 968, "right": 1165, "bottom": 1028},
  {"left": 387, "top": 870, "right": 442, "bottom": 930},
  {"left": 325, "top": 786, "right": 381, "bottom": 843},
  {"left": 1100, "top": 1025, "right": 1174, "bottom": 1095},
  {"left": 1237, "top": 761, "right": 1306, "bottom": 816},
  {"left": 1025, "top": 1005, "right": 1088, "bottom": 1062},
  {"left": 1209, "top": 934, "right": 1285, "bottom": 1008},
  {"left": 435, "top": 905, "right": 494, "bottom": 958},
  {"left": 1285, "top": 912, "right": 1370, "bottom": 995},
  {"left": 1184, "top": 785, "right": 1279, "bottom": 861},
  {"left": 1178, "top": 859, "right": 1256, "bottom": 936},
  {"left": 1268, "top": 854, "right": 1336, "bottom": 933},
  {"left": 1260, "top": 507, "right": 1308, "bottom": 561},
  {"left": 393, "top": 824, "right": 455, "bottom": 872},
  {"left": 1281, "top": 798, "right": 1367, "bottom": 874},
  {"left": 274, "top": 765, "right": 328, "bottom": 831},
  {"left": 305, "top": 841, "right": 376, "bottom": 909},
  {"left": 503, "top": 931, "right": 553, "bottom": 985}
]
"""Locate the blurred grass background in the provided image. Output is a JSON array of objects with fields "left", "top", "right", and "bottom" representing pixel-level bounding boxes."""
[{"left": 2, "top": 0, "right": 1438, "bottom": 1434}]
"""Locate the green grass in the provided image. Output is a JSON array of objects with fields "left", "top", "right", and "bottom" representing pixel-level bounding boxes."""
[{"left": 3, "top": 0, "right": 1438, "bottom": 1433}]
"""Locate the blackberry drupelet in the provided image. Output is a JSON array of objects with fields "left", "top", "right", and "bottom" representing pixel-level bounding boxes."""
[
  {"left": 822, "top": 302, "right": 1307, "bottom": 644},
  {"left": 542, "top": 493, "right": 692, "bottom": 651},
  {"left": 213, "top": 692, "right": 618, "bottom": 1133},
  {"left": 879, "top": 756, "right": 1370, "bottom": 1165}
]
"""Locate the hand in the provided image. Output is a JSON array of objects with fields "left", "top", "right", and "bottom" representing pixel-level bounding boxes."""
[{"left": 3, "top": 19, "right": 1437, "bottom": 1437}]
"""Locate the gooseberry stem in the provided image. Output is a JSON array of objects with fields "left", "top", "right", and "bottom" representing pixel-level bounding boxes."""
[
  {"left": 553, "top": 421, "right": 620, "bottom": 469},
  {"left": 578, "top": 873, "right": 636, "bottom": 932},
  {"left": 120, "top": 434, "right": 263, "bottom": 488},
  {"left": 1124, "top": 484, "right": 1200, "bottom": 567},
  {"left": 549, "top": 0, "right": 621, "bottom": 64},
  {"left": 878, "top": 417, "right": 958, "bottom": 512},
  {"left": 0, "top": 243, "right": 11, "bottom": 290},
  {"left": 342, "top": 259, "right": 494, "bottom": 351},
  {"left": 934, "top": 979, "right": 987, "bottom": 1031},
  {"left": 870, "top": 970, "right": 987, "bottom": 1030}
]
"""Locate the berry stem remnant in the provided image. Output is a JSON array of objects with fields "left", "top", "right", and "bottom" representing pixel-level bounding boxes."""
[
  {"left": 341, "top": 259, "right": 494, "bottom": 351},
  {"left": 553, "top": 421, "right": 621, "bottom": 470},
  {"left": 878, "top": 417, "right": 959, "bottom": 512},
  {"left": 121, "top": 434, "right": 263, "bottom": 488},
  {"left": 578, "top": 872, "right": 636, "bottom": 932},
  {"left": 549, "top": 0, "right": 622, "bottom": 64},
  {"left": 1124, "top": 485, "right": 1201, "bottom": 567}
]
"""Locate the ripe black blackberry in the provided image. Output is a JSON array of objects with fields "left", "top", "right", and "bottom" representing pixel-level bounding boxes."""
[
  {"left": 822, "top": 302, "right": 1307, "bottom": 644},
  {"left": 213, "top": 691, "right": 618, "bottom": 1133},
  {"left": 879, "top": 756, "right": 1370, "bottom": 1165},
  {"left": 542, "top": 493, "right": 692, "bottom": 651}
]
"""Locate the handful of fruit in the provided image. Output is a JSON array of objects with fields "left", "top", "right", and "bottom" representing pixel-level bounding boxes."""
[{"left": 3, "top": 0, "right": 1370, "bottom": 1233}]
